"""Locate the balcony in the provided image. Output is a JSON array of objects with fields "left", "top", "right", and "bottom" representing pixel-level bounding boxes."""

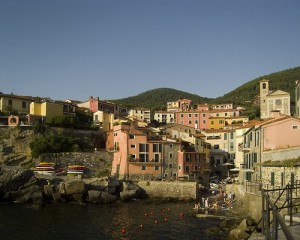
[{"left": 128, "top": 158, "right": 161, "bottom": 164}]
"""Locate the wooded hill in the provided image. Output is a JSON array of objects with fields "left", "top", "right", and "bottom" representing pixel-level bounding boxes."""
[{"left": 110, "top": 66, "right": 300, "bottom": 118}]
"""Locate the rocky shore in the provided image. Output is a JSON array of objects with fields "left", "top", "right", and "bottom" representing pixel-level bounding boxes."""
[{"left": 0, "top": 168, "right": 148, "bottom": 209}]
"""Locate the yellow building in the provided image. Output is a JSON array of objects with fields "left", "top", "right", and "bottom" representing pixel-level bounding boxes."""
[
  {"left": 30, "top": 101, "right": 63, "bottom": 123},
  {"left": 93, "top": 110, "right": 114, "bottom": 131},
  {"left": 208, "top": 117, "right": 226, "bottom": 129},
  {"left": 0, "top": 93, "right": 33, "bottom": 115}
]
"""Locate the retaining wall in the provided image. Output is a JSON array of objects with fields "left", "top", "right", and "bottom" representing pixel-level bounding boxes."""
[{"left": 138, "top": 181, "right": 198, "bottom": 199}]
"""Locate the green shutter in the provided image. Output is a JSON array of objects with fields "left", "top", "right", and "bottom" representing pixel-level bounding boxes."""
[{"left": 271, "top": 172, "right": 275, "bottom": 186}]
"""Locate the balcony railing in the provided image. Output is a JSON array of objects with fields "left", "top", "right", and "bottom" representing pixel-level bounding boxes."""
[{"left": 129, "top": 158, "right": 161, "bottom": 163}]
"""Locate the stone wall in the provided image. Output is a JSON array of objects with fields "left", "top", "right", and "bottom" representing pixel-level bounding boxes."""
[
  {"left": 138, "top": 180, "right": 198, "bottom": 199},
  {"left": 226, "top": 184, "right": 263, "bottom": 222},
  {"left": 260, "top": 165, "right": 300, "bottom": 188}
]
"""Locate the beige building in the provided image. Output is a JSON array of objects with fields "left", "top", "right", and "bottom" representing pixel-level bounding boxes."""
[
  {"left": 154, "top": 111, "right": 175, "bottom": 124},
  {"left": 93, "top": 110, "right": 114, "bottom": 131},
  {"left": 128, "top": 108, "right": 151, "bottom": 123},
  {"left": 0, "top": 93, "right": 34, "bottom": 115},
  {"left": 260, "top": 79, "right": 290, "bottom": 119}
]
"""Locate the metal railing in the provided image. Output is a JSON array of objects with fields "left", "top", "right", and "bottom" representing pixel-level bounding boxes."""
[{"left": 261, "top": 182, "right": 300, "bottom": 240}]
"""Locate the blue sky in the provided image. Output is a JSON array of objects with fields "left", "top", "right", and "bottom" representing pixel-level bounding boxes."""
[{"left": 1, "top": 0, "right": 299, "bottom": 101}]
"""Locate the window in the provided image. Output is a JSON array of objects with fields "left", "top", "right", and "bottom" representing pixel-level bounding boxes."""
[
  {"left": 139, "top": 153, "right": 149, "bottom": 162},
  {"left": 188, "top": 120, "right": 192, "bottom": 124},
  {"left": 153, "top": 143, "right": 162, "bottom": 152},
  {"left": 195, "top": 114, "right": 198, "bottom": 117},
  {"left": 224, "top": 133, "right": 227, "bottom": 140},
  {"left": 129, "top": 134, "right": 134, "bottom": 139},
  {"left": 181, "top": 114, "right": 184, "bottom": 117},
  {"left": 262, "top": 83, "right": 266, "bottom": 89},
  {"left": 271, "top": 172, "right": 275, "bottom": 186},
  {"left": 194, "top": 165, "right": 198, "bottom": 171},
  {"left": 292, "top": 125, "right": 299, "bottom": 129},
  {"left": 142, "top": 165, "right": 146, "bottom": 171},
  {"left": 8, "top": 99, "right": 12, "bottom": 106},
  {"left": 139, "top": 143, "right": 149, "bottom": 152},
  {"left": 154, "top": 166, "right": 159, "bottom": 171},
  {"left": 169, "top": 143, "right": 173, "bottom": 148},
  {"left": 203, "top": 113, "right": 206, "bottom": 117},
  {"left": 169, "top": 152, "right": 173, "bottom": 158},
  {"left": 178, "top": 165, "right": 181, "bottom": 171},
  {"left": 185, "top": 165, "right": 190, "bottom": 173},
  {"left": 189, "top": 114, "right": 192, "bottom": 118},
  {"left": 214, "top": 145, "right": 219, "bottom": 149},
  {"left": 22, "top": 101, "right": 26, "bottom": 109},
  {"left": 130, "top": 144, "right": 135, "bottom": 148},
  {"left": 169, "top": 163, "right": 173, "bottom": 168},
  {"left": 203, "top": 120, "right": 206, "bottom": 124},
  {"left": 230, "top": 132, "right": 234, "bottom": 139},
  {"left": 281, "top": 172, "right": 284, "bottom": 187},
  {"left": 211, "top": 121, "right": 214, "bottom": 125},
  {"left": 219, "top": 120, "right": 223, "bottom": 124}
]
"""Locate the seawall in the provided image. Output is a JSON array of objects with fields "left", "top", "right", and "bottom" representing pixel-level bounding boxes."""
[
  {"left": 226, "top": 184, "right": 263, "bottom": 222},
  {"left": 138, "top": 181, "right": 198, "bottom": 199}
]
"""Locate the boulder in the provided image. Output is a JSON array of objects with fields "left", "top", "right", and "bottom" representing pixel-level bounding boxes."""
[
  {"left": 52, "top": 192, "right": 62, "bottom": 202},
  {"left": 43, "top": 185, "right": 54, "bottom": 198},
  {"left": 119, "top": 181, "right": 145, "bottom": 201},
  {"left": 88, "top": 190, "right": 101, "bottom": 204},
  {"left": 237, "top": 219, "right": 248, "bottom": 230},
  {"left": 87, "top": 190, "right": 117, "bottom": 204},
  {"left": 58, "top": 180, "right": 85, "bottom": 195},
  {"left": 120, "top": 189, "right": 138, "bottom": 202},
  {"left": 0, "top": 169, "right": 34, "bottom": 194},
  {"left": 72, "top": 193, "right": 84, "bottom": 204},
  {"left": 99, "top": 191, "right": 117, "bottom": 203},
  {"left": 5, "top": 185, "right": 43, "bottom": 203},
  {"left": 229, "top": 228, "right": 250, "bottom": 240},
  {"left": 84, "top": 177, "right": 120, "bottom": 194}
]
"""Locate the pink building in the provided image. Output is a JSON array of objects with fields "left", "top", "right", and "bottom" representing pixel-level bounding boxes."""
[
  {"left": 175, "top": 111, "right": 201, "bottom": 129},
  {"left": 243, "top": 112, "right": 300, "bottom": 182},
  {"left": 111, "top": 120, "right": 211, "bottom": 181},
  {"left": 111, "top": 121, "right": 166, "bottom": 180}
]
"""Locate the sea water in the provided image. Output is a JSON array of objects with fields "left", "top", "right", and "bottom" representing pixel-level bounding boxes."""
[{"left": 0, "top": 201, "right": 236, "bottom": 240}]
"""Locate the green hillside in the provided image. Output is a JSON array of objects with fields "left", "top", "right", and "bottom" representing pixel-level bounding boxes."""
[
  {"left": 110, "top": 66, "right": 300, "bottom": 119},
  {"left": 110, "top": 88, "right": 212, "bottom": 111},
  {"left": 214, "top": 66, "right": 300, "bottom": 105}
]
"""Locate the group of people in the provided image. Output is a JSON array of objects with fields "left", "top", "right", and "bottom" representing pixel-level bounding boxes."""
[{"left": 194, "top": 188, "right": 236, "bottom": 211}]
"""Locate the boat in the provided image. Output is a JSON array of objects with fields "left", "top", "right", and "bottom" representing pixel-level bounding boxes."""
[
  {"left": 33, "top": 162, "right": 57, "bottom": 175},
  {"left": 67, "top": 165, "right": 86, "bottom": 175}
]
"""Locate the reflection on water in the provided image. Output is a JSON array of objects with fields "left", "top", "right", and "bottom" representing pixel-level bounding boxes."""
[{"left": 0, "top": 201, "right": 234, "bottom": 240}]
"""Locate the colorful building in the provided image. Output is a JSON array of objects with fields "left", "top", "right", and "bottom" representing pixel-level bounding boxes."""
[{"left": 0, "top": 93, "right": 34, "bottom": 115}]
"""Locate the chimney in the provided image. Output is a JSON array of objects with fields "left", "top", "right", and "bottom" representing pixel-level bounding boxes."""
[{"left": 270, "top": 110, "right": 281, "bottom": 119}]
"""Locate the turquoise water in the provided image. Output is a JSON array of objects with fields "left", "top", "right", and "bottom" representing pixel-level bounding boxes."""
[{"left": 0, "top": 201, "right": 234, "bottom": 240}]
